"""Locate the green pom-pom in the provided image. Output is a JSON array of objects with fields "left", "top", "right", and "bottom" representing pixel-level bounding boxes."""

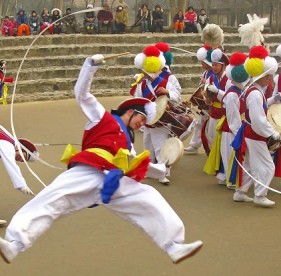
[
  {"left": 231, "top": 65, "right": 249, "bottom": 83},
  {"left": 163, "top": 52, "right": 173, "bottom": 66}
]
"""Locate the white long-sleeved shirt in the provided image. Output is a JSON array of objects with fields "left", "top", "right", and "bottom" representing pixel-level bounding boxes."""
[{"left": 247, "top": 83, "right": 276, "bottom": 138}]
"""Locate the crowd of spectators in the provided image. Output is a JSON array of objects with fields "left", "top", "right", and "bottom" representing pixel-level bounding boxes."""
[{"left": 1, "top": 3, "right": 209, "bottom": 36}]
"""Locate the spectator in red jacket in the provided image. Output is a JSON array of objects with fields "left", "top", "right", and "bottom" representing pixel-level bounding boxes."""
[
  {"left": 1, "top": 16, "right": 14, "bottom": 36},
  {"left": 184, "top": 6, "right": 198, "bottom": 33}
]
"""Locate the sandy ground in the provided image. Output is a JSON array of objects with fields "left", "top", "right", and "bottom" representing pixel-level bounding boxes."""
[{"left": 0, "top": 97, "right": 281, "bottom": 276}]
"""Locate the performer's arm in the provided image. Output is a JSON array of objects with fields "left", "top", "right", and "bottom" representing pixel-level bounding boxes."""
[
  {"left": 166, "top": 81, "right": 181, "bottom": 102},
  {"left": 74, "top": 57, "right": 105, "bottom": 129},
  {"left": 224, "top": 92, "right": 241, "bottom": 135},
  {"left": 0, "top": 140, "right": 28, "bottom": 189},
  {"left": 247, "top": 90, "right": 276, "bottom": 138}
]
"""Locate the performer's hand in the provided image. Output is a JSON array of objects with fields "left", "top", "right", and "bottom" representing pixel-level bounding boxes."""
[
  {"left": 91, "top": 54, "right": 105, "bottom": 65},
  {"left": 18, "top": 186, "right": 35, "bottom": 196},
  {"left": 155, "top": 87, "right": 169, "bottom": 97},
  {"left": 272, "top": 132, "right": 281, "bottom": 141},
  {"left": 274, "top": 93, "right": 281, "bottom": 102},
  {"left": 207, "top": 84, "right": 219, "bottom": 94}
]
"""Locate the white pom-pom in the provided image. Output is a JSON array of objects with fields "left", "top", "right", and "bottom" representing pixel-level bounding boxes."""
[
  {"left": 134, "top": 53, "right": 146, "bottom": 69},
  {"left": 159, "top": 52, "right": 166, "bottom": 70},
  {"left": 211, "top": 48, "right": 223, "bottom": 62},
  {"left": 263, "top": 56, "right": 278, "bottom": 75},
  {"left": 276, "top": 45, "right": 281, "bottom": 57},
  {"left": 144, "top": 101, "right": 156, "bottom": 124},
  {"left": 196, "top": 47, "right": 207, "bottom": 61},
  {"left": 225, "top": 65, "right": 234, "bottom": 80}
]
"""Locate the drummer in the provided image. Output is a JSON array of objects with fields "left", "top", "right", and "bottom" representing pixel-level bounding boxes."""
[
  {"left": 133, "top": 45, "right": 181, "bottom": 184},
  {"left": 228, "top": 45, "right": 279, "bottom": 207},
  {"left": 184, "top": 44, "right": 213, "bottom": 155},
  {"left": 204, "top": 52, "right": 250, "bottom": 189}
]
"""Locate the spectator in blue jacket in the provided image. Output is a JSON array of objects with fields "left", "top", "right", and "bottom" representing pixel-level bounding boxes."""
[{"left": 16, "top": 8, "right": 30, "bottom": 36}]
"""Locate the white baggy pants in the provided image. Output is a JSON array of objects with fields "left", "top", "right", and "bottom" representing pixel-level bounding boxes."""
[
  {"left": 5, "top": 165, "right": 185, "bottom": 254},
  {"left": 236, "top": 138, "right": 275, "bottom": 197}
]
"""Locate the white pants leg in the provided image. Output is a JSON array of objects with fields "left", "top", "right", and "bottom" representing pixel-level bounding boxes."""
[
  {"left": 237, "top": 139, "right": 275, "bottom": 197},
  {"left": 189, "top": 114, "right": 207, "bottom": 148},
  {"left": 5, "top": 165, "right": 185, "bottom": 255},
  {"left": 206, "top": 117, "right": 218, "bottom": 149},
  {"left": 143, "top": 127, "right": 156, "bottom": 163}
]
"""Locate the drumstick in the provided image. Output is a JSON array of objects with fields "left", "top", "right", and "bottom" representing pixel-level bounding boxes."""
[{"left": 104, "top": 52, "right": 131, "bottom": 60}]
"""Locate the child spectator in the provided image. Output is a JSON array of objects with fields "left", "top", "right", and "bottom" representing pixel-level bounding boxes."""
[
  {"left": 62, "top": 8, "right": 80, "bottom": 34},
  {"left": 197, "top": 8, "right": 209, "bottom": 33},
  {"left": 29, "top": 11, "right": 40, "bottom": 34},
  {"left": 184, "top": 6, "right": 198, "bottom": 33},
  {"left": 40, "top": 8, "right": 53, "bottom": 34},
  {"left": 51, "top": 8, "right": 62, "bottom": 34},
  {"left": 16, "top": 8, "right": 30, "bottom": 36},
  {"left": 97, "top": 3, "right": 114, "bottom": 34},
  {"left": 135, "top": 3, "right": 151, "bottom": 33},
  {"left": 1, "top": 16, "right": 14, "bottom": 36},
  {"left": 173, "top": 10, "right": 184, "bottom": 33},
  {"left": 151, "top": 4, "right": 164, "bottom": 33},
  {"left": 84, "top": 4, "right": 96, "bottom": 34},
  {"left": 114, "top": 3, "right": 128, "bottom": 34}
]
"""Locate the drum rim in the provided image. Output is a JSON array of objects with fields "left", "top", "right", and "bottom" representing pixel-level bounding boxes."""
[
  {"left": 159, "top": 137, "right": 184, "bottom": 166},
  {"left": 267, "top": 103, "right": 281, "bottom": 133}
]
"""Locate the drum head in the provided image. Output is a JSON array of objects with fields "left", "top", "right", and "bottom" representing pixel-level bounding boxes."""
[
  {"left": 149, "top": 95, "right": 168, "bottom": 125},
  {"left": 267, "top": 104, "right": 281, "bottom": 133},
  {"left": 159, "top": 137, "right": 184, "bottom": 166}
]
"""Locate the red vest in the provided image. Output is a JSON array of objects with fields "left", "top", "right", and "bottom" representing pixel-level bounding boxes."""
[
  {"left": 208, "top": 74, "right": 227, "bottom": 119},
  {"left": 140, "top": 77, "right": 168, "bottom": 101},
  {"left": 244, "top": 86, "right": 267, "bottom": 142},
  {"left": 69, "top": 112, "right": 129, "bottom": 170}
]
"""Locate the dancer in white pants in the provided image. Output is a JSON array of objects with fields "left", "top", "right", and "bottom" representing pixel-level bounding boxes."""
[{"left": 0, "top": 55, "right": 202, "bottom": 264}]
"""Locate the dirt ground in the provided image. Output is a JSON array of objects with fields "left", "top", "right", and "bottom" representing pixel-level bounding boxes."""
[{"left": 1, "top": 97, "right": 281, "bottom": 276}]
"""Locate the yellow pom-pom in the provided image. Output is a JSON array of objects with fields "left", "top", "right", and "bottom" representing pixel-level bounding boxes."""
[
  {"left": 244, "top": 58, "right": 264, "bottom": 77},
  {"left": 143, "top": 56, "right": 161, "bottom": 73}
]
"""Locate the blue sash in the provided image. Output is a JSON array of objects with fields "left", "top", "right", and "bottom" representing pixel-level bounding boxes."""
[
  {"left": 142, "top": 76, "right": 164, "bottom": 99},
  {"left": 213, "top": 75, "right": 222, "bottom": 90},
  {"left": 112, "top": 115, "right": 132, "bottom": 151}
]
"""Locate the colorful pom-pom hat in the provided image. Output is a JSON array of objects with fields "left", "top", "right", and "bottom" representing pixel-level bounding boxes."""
[
  {"left": 196, "top": 44, "right": 213, "bottom": 66},
  {"left": 134, "top": 45, "right": 166, "bottom": 79}
]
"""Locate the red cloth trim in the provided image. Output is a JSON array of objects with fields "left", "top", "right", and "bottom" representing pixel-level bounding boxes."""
[{"left": 201, "top": 118, "right": 210, "bottom": 155}]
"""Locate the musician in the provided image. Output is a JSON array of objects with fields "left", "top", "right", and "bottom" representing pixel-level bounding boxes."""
[
  {"left": 134, "top": 45, "right": 181, "bottom": 184},
  {"left": 204, "top": 52, "right": 249, "bottom": 189},
  {"left": 229, "top": 46, "right": 279, "bottom": 207},
  {"left": 0, "top": 55, "right": 203, "bottom": 264},
  {"left": 267, "top": 74, "right": 281, "bottom": 107},
  {"left": 0, "top": 132, "right": 38, "bottom": 226},
  {"left": 185, "top": 44, "right": 213, "bottom": 155},
  {"left": 201, "top": 49, "right": 231, "bottom": 185}
]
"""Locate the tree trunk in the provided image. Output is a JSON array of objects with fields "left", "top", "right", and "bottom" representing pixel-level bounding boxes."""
[
  {"left": 169, "top": 0, "right": 177, "bottom": 27},
  {"left": 178, "top": 0, "right": 186, "bottom": 12}
]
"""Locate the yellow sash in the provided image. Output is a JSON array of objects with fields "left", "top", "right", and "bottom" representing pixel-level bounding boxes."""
[
  {"left": 60, "top": 144, "right": 150, "bottom": 174},
  {"left": 203, "top": 116, "right": 226, "bottom": 175},
  {"left": 212, "top": 101, "right": 222, "bottom": 108}
]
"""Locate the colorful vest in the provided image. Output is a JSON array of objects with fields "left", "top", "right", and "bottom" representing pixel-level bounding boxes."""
[
  {"left": 220, "top": 86, "right": 245, "bottom": 133},
  {"left": 69, "top": 111, "right": 130, "bottom": 170},
  {"left": 140, "top": 75, "right": 169, "bottom": 101},
  {"left": 208, "top": 74, "right": 227, "bottom": 119}
]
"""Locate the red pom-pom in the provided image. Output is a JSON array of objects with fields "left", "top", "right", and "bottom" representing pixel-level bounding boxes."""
[
  {"left": 229, "top": 52, "right": 247, "bottom": 66},
  {"left": 204, "top": 44, "right": 212, "bottom": 50},
  {"left": 143, "top": 46, "right": 160, "bottom": 57},
  {"left": 249, "top": 46, "right": 268, "bottom": 59},
  {"left": 155, "top": 42, "right": 170, "bottom": 52}
]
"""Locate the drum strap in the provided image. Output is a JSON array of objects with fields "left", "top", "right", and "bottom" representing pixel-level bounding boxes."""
[{"left": 278, "top": 75, "right": 281, "bottom": 92}]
